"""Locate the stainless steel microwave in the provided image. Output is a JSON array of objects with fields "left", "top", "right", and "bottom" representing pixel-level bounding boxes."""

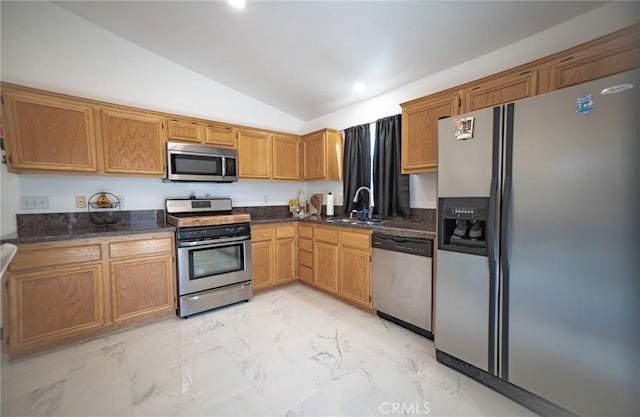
[{"left": 166, "top": 142, "right": 238, "bottom": 182}]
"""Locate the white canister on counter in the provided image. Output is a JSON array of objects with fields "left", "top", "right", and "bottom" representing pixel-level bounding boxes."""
[{"left": 326, "top": 192, "right": 335, "bottom": 217}]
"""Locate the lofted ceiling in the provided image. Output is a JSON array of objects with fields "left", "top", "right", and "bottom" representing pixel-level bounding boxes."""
[{"left": 55, "top": 1, "right": 604, "bottom": 121}]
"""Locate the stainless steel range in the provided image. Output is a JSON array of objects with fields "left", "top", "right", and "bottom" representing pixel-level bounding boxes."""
[{"left": 166, "top": 198, "right": 252, "bottom": 317}]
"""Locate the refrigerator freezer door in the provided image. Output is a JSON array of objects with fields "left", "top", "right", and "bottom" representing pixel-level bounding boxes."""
[
  {"left": 435, "top": 250, "right": 490, "bottom": 372},
  {"left": 437, "top": 108, "right": 495, "bottom": 198},
  {"left": 505, "top": 69, "right": 640, "bottom": 416}
]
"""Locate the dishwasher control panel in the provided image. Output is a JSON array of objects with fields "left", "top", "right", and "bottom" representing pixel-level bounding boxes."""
[{"left": 372, "top": 234, "right": 433, "bottom": 257}]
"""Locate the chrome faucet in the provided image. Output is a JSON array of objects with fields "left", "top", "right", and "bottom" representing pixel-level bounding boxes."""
[{"left": 352, "top": 186, "right": 374, "bottom": 219}]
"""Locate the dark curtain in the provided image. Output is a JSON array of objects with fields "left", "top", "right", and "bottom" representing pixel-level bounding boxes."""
[
  {"left": 373, "top": 114, "right": 410, "bottom": 218},
  {"left": 342, "top": 124, "right": 371, "bottom": 215}
]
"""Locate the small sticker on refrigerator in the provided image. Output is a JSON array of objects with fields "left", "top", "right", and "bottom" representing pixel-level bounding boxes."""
[{"left": 576, "top": 94, "right": 594, "bottom": 114}]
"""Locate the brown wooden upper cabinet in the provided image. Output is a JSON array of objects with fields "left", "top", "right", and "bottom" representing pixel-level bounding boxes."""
[
  {"left": 547, "top": 25, "right": 640, "bottom": 91},
  {"left": 204, "top": 123, "right": 236, "bottom": 147},
  {"left": 301, "top": 129, "right": 342, "bottom": 181},
  {"left": 400, "top": 91, "right": 461, "bottom": 174},
  {"left": 237, "top": 128, "right": 272, "bottom": 179},
  {"left": 167, "top": 117, "right": 237, "bottom": 148},
  {"left": 1, "top": 85, "right": 98, "bottom": 173},
  {"left": 167, "top": 119, "right": 202, "bottom": 143},
  {"left": 100, "top": 108, "right": 166, "bottom": 176},
  {"left": 462, "top": 69, "right": 538, "bottom": 113},
  {"left": 272, "top": 133, "right": 301, "bottom": 180}
]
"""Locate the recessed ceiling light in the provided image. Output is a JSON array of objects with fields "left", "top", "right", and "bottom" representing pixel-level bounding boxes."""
[
  {"left": 228, "top": 0, "right": 246, "bottom": 9},
  {"left": 353, "top": 82, "right": 366, "bottom": 92}
]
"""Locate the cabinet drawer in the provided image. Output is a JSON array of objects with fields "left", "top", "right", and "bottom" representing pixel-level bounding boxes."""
[
  {"left": 314, "top": 227, "right": 338, "bottom": 244},
  {"left": 167, "top": 119, "right": 202, "bottom": 143},
  {"left": 339, "top": 230, "right": 371, "bottom": 250},
  {"left": 109, "top": 236, "right": 173, "bottom": 259},
  {"left": 298, "top": 250, "right": 313, "bottom": 267},
  {"left": 299, "top": 265, "right": 313, "bottom": 284},
  {"left": 251, "top": 226, "right": 274, "bottom": 242},
  {"left": 205, "top": 124, "right": 235, "bottom": 148},
  {"left": 298, "top": 224, "right": 313, "bottom": 239},
  {"left": 10, "top": 242, "right": 102, "bottom": 272},
  {"left": 298, "top": 238, "right": 312, "bottom": 252},
  {"left": 275, "top": 225, "right": 296, "bottom": 239}
]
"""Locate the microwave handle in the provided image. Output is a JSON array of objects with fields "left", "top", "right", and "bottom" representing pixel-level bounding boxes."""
[{"left": 221, "top": 156, "right": 226, "bottom": 177}]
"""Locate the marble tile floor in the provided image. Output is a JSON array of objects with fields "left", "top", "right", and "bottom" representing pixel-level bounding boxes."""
[{"left": 1, "top": 284, "right": 538, "bottom": 417}]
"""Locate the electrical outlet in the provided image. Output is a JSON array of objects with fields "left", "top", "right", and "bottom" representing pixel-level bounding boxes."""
[
  {"left": 75, "top": 195, "right": 86, "bottom": 209},
  {"left": 20, "top": 196, "right": 49, "bottom": 210}
]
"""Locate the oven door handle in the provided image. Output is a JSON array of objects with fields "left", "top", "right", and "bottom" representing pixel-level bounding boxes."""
[{"left": 178, "top": 235, "right": 250, "bottom": 248}]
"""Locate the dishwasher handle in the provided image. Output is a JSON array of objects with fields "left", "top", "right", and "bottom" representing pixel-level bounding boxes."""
[{"left": 372, "top": 233, "right": 433, "bottom": 257}]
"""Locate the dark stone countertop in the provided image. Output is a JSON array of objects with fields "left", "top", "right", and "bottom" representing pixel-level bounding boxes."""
[
  {"left": 1, "top": 210, "right": 175, "bottom": 244},
  {"left": 1, "top": 222, "right": 176, "bottom": 245},
  {"left": 251, "top": 216, "right": 436, "bottom": 240},
  {"left": 1, "top": 207, "right": 436, "bottom": 244}
]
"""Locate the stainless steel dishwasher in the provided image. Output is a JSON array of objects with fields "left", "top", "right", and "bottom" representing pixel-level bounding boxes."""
[{"left": 372, "top": 233, "right": 433, "bottom": 338}]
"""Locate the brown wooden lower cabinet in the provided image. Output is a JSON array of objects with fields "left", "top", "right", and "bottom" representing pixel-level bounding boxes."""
[
  {"left": 7, "top": 264, "right": 105, "bottom": 350},
  {"left": 338, "top": 246, "right": 371, "bottom": 307},
  {"left": 310, "top": 225, "right": 372, "bottom": 309},
  {"left": 110, "top": 255, "right": 174, "bottom": 322},
  {"left": 313, "top": 241, "right": 339, "bottom": 293},
  {"left": 251, "top": 223, "right": 296, "bottom": 291},
  {"left": 2, "top": 232, "right": 175, "bottom": 358},
  {"left": 251, "top": 240, "right": 275, "bottom": 290}
]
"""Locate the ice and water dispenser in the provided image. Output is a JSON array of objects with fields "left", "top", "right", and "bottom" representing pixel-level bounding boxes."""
[{"left": 438, "top": 197, "right": 489, "bottom": 256}]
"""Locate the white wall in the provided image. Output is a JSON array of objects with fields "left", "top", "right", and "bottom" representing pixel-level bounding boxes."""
[{"left": 2, "top": 1, "right": 639, "bottom": 235}]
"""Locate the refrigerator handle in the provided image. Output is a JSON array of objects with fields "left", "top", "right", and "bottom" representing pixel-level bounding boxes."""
[
  {"left": 487, "top": 106, "right": 501, "bottom": 374},
  {"left": 500, "top": 103, "right": 515, "bottom": 380}
]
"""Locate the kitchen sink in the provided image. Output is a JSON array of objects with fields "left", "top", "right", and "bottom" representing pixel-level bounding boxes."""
[{"left": 325, "top": 218, "right": 384, "bottom": 226}]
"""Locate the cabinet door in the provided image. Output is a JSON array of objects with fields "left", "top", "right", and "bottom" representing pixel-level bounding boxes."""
[
  {"left": 1, "top": 87, "right": 98, "bottom": 173},
  {"left": 205, "top": 123, "right": 236, "bottom": 148},
  {"left": 275, "top": 238, "right": 296, "bottom": 283},
  {"left": 167, "top": 119, "right": 202, "bottom": 143},
  {"left": 463, "top": 70, "right": 538, "bottom": 112},
  {"left": 401, "top": 92, "right": 460, "bottom": 173},
  {"left": 272, "top": 134, "right": 300, "bottom": 180},
  {"left": 101, "top": 108, "right": 165, "bottom": 176},
  {"left": 7, "top": 264, "right": 104, "bottom": 351},
  {"left": 548, "top": 28, "right": 640, "bottom": 91},
  {"left": 110, "top": 255, "right": 174, "bottom": 322},
  {"left": 252, "top": 241, "right": 275, "bottom": 290},
  {"left": 302, "top": 131, "right": 326, "bottom": 179},
  {"left": 338, "top": 247, "right": 371, "bottom": 308},
  {"left": 237, "top": 129, "right": 271, "bottom": 179},
  {"left": 314, "top": 241, "right": 338, "bottom": 293}
]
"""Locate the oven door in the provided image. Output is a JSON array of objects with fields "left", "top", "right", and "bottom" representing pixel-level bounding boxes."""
[{"left": 177, "top": 236, "right": 252, "bottom": 296}]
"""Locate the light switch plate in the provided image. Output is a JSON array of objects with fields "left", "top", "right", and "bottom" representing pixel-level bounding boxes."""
[{"left": 75, "top": 195, "right": 86, "bottom": 209}]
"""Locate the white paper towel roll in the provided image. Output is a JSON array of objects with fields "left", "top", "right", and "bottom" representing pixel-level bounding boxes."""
[{"left": 326, "top": 192, "right": 334, "bottom": 216}]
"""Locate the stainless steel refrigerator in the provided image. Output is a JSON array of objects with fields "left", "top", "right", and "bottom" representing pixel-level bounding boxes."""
[{"left": 435, "top": 68, "right": 640, "bottom": 417}]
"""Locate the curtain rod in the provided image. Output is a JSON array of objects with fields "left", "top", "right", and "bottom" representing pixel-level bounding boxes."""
[
  {"left": 339, "top": 113, "right": 400, "bottom": 133},
  {"left": 340, "top": 121, "right": 376, "bottom": 134}
]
